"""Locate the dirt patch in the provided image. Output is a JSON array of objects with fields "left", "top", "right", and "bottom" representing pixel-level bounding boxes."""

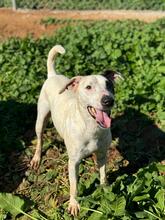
[{"left": 1, "top": 8, "right": 165, "bottom": 40}]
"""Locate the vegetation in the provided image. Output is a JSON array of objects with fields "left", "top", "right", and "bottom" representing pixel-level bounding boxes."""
[
  {"left": 0, "top": 19, "right": 165, "bottom": 126},
  {"left": 0, "top": 19, "right": 165, "bottom": 219},
  {"left": 1, "top": 0, "right": 165, "bottom": 10}
]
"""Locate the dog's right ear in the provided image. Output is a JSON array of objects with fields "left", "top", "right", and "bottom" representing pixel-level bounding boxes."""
[
  {"left": 59, "top": 76, "right": 82, "bottom": 94},
  {"left": 102, "top": 70, "right": 124, "bottom": 83}
]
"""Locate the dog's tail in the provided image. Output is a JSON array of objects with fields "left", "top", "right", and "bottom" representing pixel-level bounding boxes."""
[{"left": 47, "top": 45, "right": 65, "bottom": 78}]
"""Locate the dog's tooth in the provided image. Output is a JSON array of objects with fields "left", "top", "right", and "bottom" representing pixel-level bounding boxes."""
[
  {"left": 89, "top": 107, "right": 93, "bottom": 114},
  {"left": 92, "top": 107, "right": 96, "bottom": 114},
  {"left": 92, "top": 107, "right": 96, "bottom": 115},
  {"left": 91, "top": 107, "right": 93, "bottom": 113}
]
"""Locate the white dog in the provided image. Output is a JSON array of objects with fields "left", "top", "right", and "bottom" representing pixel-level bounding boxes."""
[{"left": 30, "top": 45, "right": 122, "bottom": 216}]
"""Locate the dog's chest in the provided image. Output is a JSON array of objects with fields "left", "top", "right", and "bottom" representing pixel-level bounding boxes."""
[
  {"left": 80, "top": 139, "right": 98, "bottom": 158},
  {"left": 79, "top": 128, "right": 111, "bottom": 159}
]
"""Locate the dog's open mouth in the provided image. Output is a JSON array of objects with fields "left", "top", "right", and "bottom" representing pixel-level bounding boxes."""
[{"left": 87, "top": 106, "right": 111, "bottom": 129}]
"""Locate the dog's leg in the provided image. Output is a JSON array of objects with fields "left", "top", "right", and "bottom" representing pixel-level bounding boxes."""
[
  {"left": 96, "top": 152, "right": 107, "bottom": 185},
  {"left": 30, "top": 101, "right": 50, "bottom": 170},
  {"left": 68, "top": 159, "right": 80, "bottom": 216}
]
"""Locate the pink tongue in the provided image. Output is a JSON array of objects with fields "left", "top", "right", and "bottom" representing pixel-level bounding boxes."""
[{"left": 95, "top": 110, "right": 111, "bottom": 128}]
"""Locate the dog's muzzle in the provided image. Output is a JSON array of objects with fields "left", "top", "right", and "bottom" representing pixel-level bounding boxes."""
[{"left": 87, "top": 106, "right": 111, "bottom": 129}]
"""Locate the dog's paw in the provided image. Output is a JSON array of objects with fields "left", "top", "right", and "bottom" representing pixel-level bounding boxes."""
[
  {"left": 68, "top": 199, "right": 80, "bottom": 216},
  {"left": 30, "top": 155, "right": 40, "bottom": 170}
]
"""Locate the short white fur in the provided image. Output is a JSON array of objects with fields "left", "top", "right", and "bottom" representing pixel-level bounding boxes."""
[{"left": 30, "top": 45, "right": 113, "bottom": 216}]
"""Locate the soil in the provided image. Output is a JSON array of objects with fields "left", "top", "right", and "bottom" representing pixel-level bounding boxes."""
[{"left": 0, "top": 8, "right": 165, "bottom": 40}]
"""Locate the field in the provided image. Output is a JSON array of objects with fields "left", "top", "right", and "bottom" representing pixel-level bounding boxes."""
[
  {"left": 1, "top": 8, "right": 165, "bottom": 41},
  {"left": 0, "top": 7, "right": 165, "bottom": 220}
]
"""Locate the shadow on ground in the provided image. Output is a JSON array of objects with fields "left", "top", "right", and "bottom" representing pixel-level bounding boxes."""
[
  {"left": 0, "top": 100, "right": 36, "bottom": 192},
  {"left": 0, "top": 99, "right": 165, "bottom": 192},
  {"left": 109, "top": 107, "right": 165, "bottom": 181}
]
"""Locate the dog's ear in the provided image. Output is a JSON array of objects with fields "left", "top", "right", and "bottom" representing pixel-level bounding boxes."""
[
  {"left": 59, "top": 76, "right": 82, "bottom": 94},
  {"left": 102, "top": 70, "right": 124, "bottom": 83}
]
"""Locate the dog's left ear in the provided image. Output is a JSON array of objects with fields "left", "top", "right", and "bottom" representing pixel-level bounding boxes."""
[
  {"left": 59, "top": 76, "right": 82, "bottom": 94},
  {"left": 102, "top": 70, "right": 124, "bottom": 83}
]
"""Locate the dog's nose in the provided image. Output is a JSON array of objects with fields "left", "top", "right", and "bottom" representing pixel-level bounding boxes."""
[{"left": 101, "top": 95, "right": 114, "bottom": 107}]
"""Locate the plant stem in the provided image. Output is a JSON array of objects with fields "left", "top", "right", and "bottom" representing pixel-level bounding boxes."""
[
  {"left": 21, "top": 210, "right": 48, "bottom": 220},
  {"left": 81, "top": 206, "right": 103, "bottom": 214},
  {"left": 21, "top": 210, "right": 38, "bottom": 220},
  {"left": 144, "top": 210, "right": 161, "bottom": 220}
]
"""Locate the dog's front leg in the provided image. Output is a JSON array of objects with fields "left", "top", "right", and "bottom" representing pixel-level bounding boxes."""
[
  {"left": 96, "top": 152, "right": 107, "bottom": 185},
  {"left": 68, "top": 159, "right": 80, "bottom": 216}
]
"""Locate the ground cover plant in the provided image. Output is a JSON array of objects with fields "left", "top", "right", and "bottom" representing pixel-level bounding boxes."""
[
  {"left": 1, "top": 0, "right": 165, "bottom": 10},
  {"left": 0, "top": 19, "right": 165, "bottom": 219}
]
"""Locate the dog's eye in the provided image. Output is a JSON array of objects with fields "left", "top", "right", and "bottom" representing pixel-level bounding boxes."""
[{"left": 86, "top": 85, "right": 92, "bottom": 90}]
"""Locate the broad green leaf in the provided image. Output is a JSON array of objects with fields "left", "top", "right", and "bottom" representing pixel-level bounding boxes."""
[
  {"left": 134, "top": 211, "right": 148, "bottom": 218},
  {"left": 0, "top": 193, "right": 40, "bottom": 220},
  {"left": 88, "top": 212, "right": 106, "bottom": 220},
  {"left": 155, "top": 189, "right": 165, "bottom": 212},
  {"left": 103, "top": 188, "right": 115, "bottom": 202},
  {"left": 127, "top": 178, "right": 144, "bottom": 198},
  {"left": 112, "top": 49, "right": 122, "bottom": 59},
  {"left": 101, "top": 198, "right": 113, "bottom": 213},
  {"left": 110, "top": 196, "right": 126, "bottom": 216},
  {"left": 157, "top": 66, "right": 165, "bottom": 73},
  {"left": 0, "top": 193, "right": 25, "bottom": 217},
  {"left": 133, "top": 193, "right": 150, "bottom": 202}
]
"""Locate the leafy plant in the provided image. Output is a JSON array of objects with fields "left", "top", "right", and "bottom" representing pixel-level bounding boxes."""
[
  {"left": 0, "top": 18, "right": 165, "bottom": 220},
  {"left": 76, "top": 163, "right": 165, "bottom": 219},
  {"left": 40, "top": 17, "right": 87, "bottom": 26},
  {"left": 0, "top": 193, "right": 47, "bottom": 220},
  {"left": 0, "top": 19, "right": 164, "bottom": 128}
]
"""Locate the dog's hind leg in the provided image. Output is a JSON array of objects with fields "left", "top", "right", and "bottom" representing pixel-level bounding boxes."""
[{"left": 30, "top": 98, "right": 50, "bottom": 170}]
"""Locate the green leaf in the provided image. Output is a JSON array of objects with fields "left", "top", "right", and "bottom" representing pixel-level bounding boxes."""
[
  {"left": 101, "top": 198, "right": 113, "bottom": 214},
  {"left": 133, "top": 193, "right": 150, "bottom": 202},
  {"left": 110, "top": 196, "right": 126, "bottom": 216},
  {"left": 0, "top": 193, "right": 41, "bottom": 220},
  {"left": 144, "top": 210, "right": 162, "bottom": 220},
  {"left": 135, "top": 211, "right": 148, "bottom": 218},
  {"left": 157, "top": 66, "right": 165, "bottom": 73},
  {"left": 127, "top": 178, "right": 144, "bottom": 199},
  {"left": 155, "top": 189, "right": 165, "bottom": 212},
  {"left": 0, "top": 193, "right": 25, "bottom": 217},
  {"left": 112, "top": 49, "right": 122, "bottom": 59},
  {"left": 88, "top": 211, "right": 105, "bottom": 220}
]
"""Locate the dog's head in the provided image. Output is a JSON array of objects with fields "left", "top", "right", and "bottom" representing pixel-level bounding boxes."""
[{"left": 59, "top": 70, "right": 123, "bottom": 129}]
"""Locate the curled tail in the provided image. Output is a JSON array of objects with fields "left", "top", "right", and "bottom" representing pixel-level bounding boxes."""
[{"left": 47, "top": 45, "right": 65, "bottom": 78}]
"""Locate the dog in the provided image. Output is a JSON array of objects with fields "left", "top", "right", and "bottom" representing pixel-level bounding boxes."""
[{"left": 30, "top": 45, "right": 122, "bottom": 216}]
